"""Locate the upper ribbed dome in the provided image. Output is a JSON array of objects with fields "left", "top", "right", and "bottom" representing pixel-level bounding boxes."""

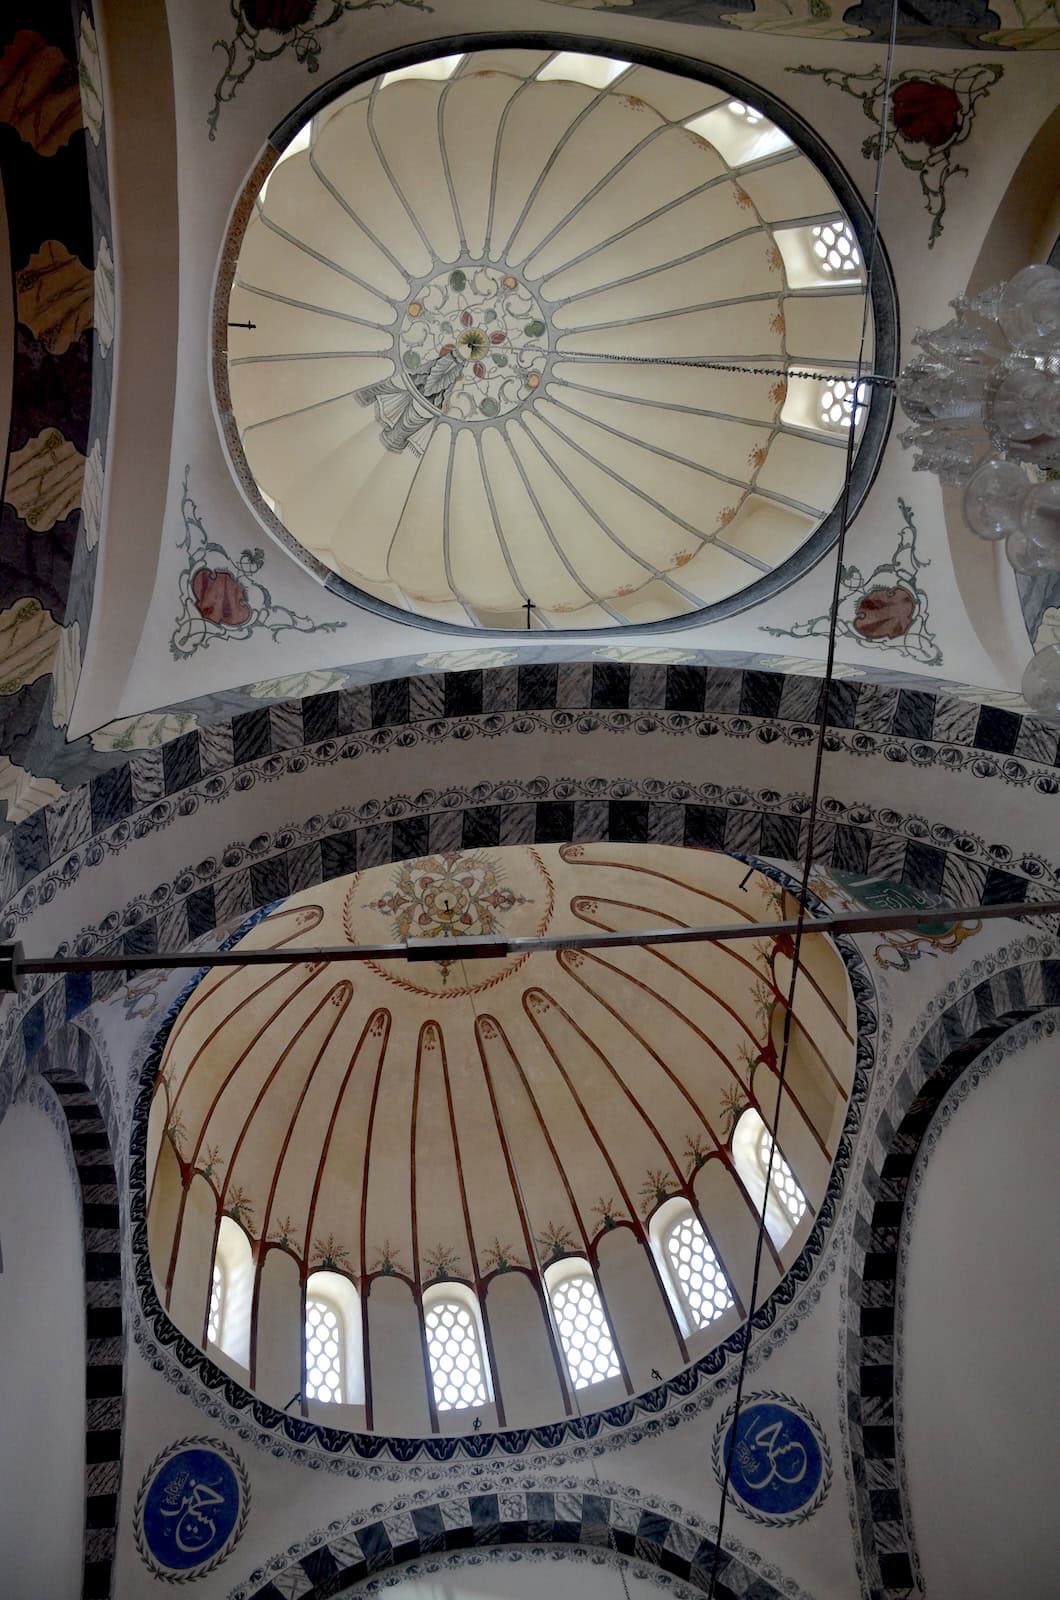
[{"left": 216, "top": 46, "right": 879, "bottom": 631}]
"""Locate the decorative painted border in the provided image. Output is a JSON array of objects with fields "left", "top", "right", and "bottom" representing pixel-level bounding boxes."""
[
  {"left": 120, "top": 848, "right": 875, "bottom": 1469},
  {"left": 2, "top": 664, "right": 1059, "bottom": 950},
  {"left": 9, "top": 651, "right": 1060, "bottom": 823},
  {"left": 233, "top": 1473, "right": 812, "bottom": 1600},
  {"left": 710, "top": 1389, "right": 833, "bottom": 1529},
  {"left": 844, "top": 969, "right": 1060, "bottom": 1599},
  {"left": 213, "top": 30, "right": 897, "bottom": 640},
  {"left": 536, "top": 3, "right": 1060, "bottom": 54},
  {"left": 133, "top": 1435, "right": 251, "bottom": 1584}
]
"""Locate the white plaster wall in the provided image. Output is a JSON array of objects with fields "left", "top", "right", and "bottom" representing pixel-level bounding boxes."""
[
  {"left": 902, "top": 1024, "right": 1060, "bottom": 1600},
  {"left": 0, "top": 1103, "right": 86, "bottom": 1597}
]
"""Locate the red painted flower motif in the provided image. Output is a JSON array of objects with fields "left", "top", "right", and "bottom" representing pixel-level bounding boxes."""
[
  {"left": 891, "top": 80, "right": 960, "bottom": 148},
  {"left": 853, "top": 585, "right": 916, "bottom": 640},
  {"left": 460, "top": 310, "right": 473, "bottom": 327},
  {"left": 240, "top": 0, "right": 316, "bottom": 31},
  {"left": 490, "top": 332, "right": 506, "bottom": 344},
  {"left": 191, "top": 567, "right": 252, "bottom": 626},
  {"left": 473, "top": 361, "right": 486, "bottom": 378}
]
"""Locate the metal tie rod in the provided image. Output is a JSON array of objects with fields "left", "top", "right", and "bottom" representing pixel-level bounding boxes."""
[{"left": 1, "top": 896, "right": 1056, "bottom": 991}]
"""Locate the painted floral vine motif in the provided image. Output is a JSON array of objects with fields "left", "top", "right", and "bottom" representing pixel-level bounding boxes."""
[
  {"left": 536, "top": 1222, "right": 577, "bottom": 1265},
  {"left": 808, "top": 864, "right": 981, "bottom": 974},
  {"left": 761, "top": 498, "right": 943, "bottom": 666},
  {"left": 172, "top": 467, "right": 344, "bottom": 658},
  {"left": 788, "top": 62, "right": 1003, "bottom": 246},
  {"left": 207, "top": 0, "right": 431, "bottom": 139},
  {"left": 401, "top": 269, "right": 548, "bottom": 422},
  {"left": 423, "top": 1242, "right": 461, "bottom": 1283}
]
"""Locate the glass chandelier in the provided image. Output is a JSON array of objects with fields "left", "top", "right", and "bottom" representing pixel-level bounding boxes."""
[{"left": 898, "top": 263, "right": 1060, "bottom": 721}]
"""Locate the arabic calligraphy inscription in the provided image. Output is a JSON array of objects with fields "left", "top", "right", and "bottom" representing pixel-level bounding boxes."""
[
  {"left": 137, "top": 1440, "right": 247, "bottom": 1578},
  {"left": 713, "top": 1392, "right": 830, "bottom": 1525}
]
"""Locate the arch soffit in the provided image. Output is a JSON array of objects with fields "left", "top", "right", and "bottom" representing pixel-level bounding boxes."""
[
  {"left": 12, "top": 1021, "right": 125, "bottom": 1600},
  {"left": 235, "top": 1475, "right": 806, "bottom": 1600},
  {"left": 845, "top": 985, "right": 1060, "bottom": 1600}
]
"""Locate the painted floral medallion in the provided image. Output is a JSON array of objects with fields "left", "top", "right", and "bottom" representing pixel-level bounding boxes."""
[
  {"left": 399, "top": 266, "right": 549, "bottom": 422},
  {"left": 345, "top": 847, "right": 555, "bottom": 995}
]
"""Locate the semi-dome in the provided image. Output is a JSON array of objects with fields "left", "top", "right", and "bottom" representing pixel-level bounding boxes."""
[
  {"left": 148, "top": 843, "right": 855, "bottom": 1437},
  {"left": 214, "top": 44, "right": 889, "bottom": 631}
]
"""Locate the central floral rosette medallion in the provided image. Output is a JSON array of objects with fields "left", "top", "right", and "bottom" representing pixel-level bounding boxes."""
[{"left": 399, "top": 266, "right": 549, "bottom": 421}]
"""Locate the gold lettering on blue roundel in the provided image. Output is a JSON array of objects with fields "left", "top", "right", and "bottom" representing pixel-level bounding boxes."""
[
  {"left": 712, "top": 1391, "right": 831, "bottom": 1526},
  {"left": 134, "top": 1436, "right": 250, "bottom": 1579}
]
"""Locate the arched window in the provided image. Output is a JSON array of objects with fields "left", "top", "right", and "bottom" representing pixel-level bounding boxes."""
[
  {"left": 773, "top": 218, "right": 866, "bottom": 291},
  {"left": 811, "top": 218, "right": 862, "bottom": 276},
  {"left": 303, "top": 1270, "right": 363, "bottom": 1406},
  {"left": 818, "top": 378, "right": 867, "bottom": 434},
  {"left": 684, "top": 101, "right": 794, "bottom": 166},
  {"left": 732, "top": 1108, "right": 808, "bottom": 1248},
  {"left": 650, "top": 1197, "right": 734, "bottom": 1337},
  {"left": 422, "top": 1285, "right": 491, "bottom": 1412},
  {"left": 304, "top": 1295, "right": 344, "bottom": 1402},
  {"left": 544, "top": 1259, "right": 621, "bottom": 1390},
  {"left": 208, "top": 1215, "right": 253, "bottom": 1368},
  {"left": 207, "top": 1261, "right": 223, "bottom": 1345}
]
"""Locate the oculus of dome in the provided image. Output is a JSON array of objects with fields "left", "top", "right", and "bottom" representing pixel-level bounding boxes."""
[{"left": 214, "top": 38, "right": 896, "bottom": 634}]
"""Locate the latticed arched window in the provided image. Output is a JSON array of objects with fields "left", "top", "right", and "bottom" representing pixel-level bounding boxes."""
[
  {"left": 757, "top": 1125, "right": 808, "bottom": 1230},
  {"left": 811, "top": 218, "right": 862, "bottom": 275},
  {"left": 422, "top": 1287, "right": 491, "bottom": 1412},
  {"left": 304, "top": 1294, "right": 345, "bottom": 1403},
  {"left": 302, "top": 1269, "right": 362, "bottom": 1407},
  {"left": 208, "top": 1215, "right": 252, "bottom": 1367},
  {"left": 545, "top": 1260, "right": 621, "bottom": 1390},
  {"left": 818, "top": 378, "right": 867, "bottom": 433},
  {"left": 732, "top": 1108, "right": 808, "bottom": 1249},
  {"left": 661, "top": 1206, "right": 734, "bottom": 1332},
  {"left": 207, "top": 1261, "right": 223, "bottom": 1345}
]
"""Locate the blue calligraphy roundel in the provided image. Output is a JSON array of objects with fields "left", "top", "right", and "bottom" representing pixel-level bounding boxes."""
[
  {"left": 719, "top": 1398, "right": 827, "bottom": 1520},
  {"left": 139, "top": 1442, "right": 246, "bottom": 1573}
]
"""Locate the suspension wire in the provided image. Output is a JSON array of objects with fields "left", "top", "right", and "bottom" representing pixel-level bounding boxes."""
[
  {"left": 706, "top": 5, "right": 901, "bottom": 1592},
  {"left": 556, "top": 353, "right": 895, "bottom": 388},
  {"left": 457, "top": 954, "right": 634, "bottom": 1600}
]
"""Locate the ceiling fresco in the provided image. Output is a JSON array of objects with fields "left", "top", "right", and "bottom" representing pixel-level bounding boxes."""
[
  {"left": 0, "top": 0, "right": 111, "bottom": 821},
  {"left": 217, "top": 48, "right": 882, "bottom": 631},
  {"left": 538, "top": 2, "right": 1060, "bottom": 53},
  {"left": 149, "top": 842, "right": 854, "bottom": 1419}
]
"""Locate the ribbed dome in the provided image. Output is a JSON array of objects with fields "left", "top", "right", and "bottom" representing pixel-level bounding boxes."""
[
  {"left": 148, "top": 843, "right": 855, "bottom": 1430},
  {"left": 217, "top": 47, "right": 876, "bottom": 630}
]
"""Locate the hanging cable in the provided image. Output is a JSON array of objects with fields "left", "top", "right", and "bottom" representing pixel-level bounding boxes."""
[
  {"left": 457, "top": 955, "right": 634, "bottom": 1600},
  {"left": 706, "top": 4, "right": 901, "bottom": 1592},
  {"left": 554, "top": 353, "right": 896, "bottom": 387}
]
